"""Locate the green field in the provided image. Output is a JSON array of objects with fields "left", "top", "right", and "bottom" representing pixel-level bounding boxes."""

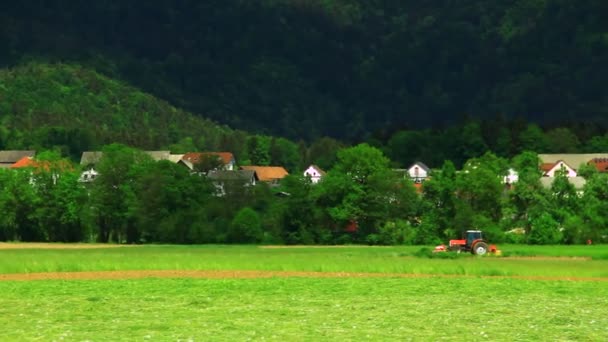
[{"left": 1, "top": 244, "right": 607, "bottom": 341}]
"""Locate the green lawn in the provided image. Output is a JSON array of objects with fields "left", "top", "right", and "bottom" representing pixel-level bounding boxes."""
[{"left": 0, "top": 245, "right": 607, "bottom": 341}]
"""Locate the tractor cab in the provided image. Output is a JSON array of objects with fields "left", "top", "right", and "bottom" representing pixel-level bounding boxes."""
[{"left": 465, "top": 230, "right": 483, "bottom": 247}]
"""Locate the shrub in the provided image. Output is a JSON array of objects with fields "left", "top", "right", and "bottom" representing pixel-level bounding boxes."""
[
  {"left": 229, "top": 207, "right": 263, "bottom": 243},
  {"left": 528, "top": 213, "right": 563, "bottom": 245}
]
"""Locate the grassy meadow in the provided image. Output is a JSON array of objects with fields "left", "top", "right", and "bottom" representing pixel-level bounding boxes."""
[{"left": 0, "top": 244, "right": 607, "bottom": 341}]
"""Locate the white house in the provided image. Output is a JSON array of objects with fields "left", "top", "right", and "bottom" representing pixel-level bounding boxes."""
[
  {"left": 542, "top": 160, "right": 577, "bottom": 178},
  {"left": 407, "top": 162, "right": 431, "bottom": 183},
  {"left": 304, "top": 165, "right": 326, "bottom": 184},
  {"left": 504, "top": 168, "right": 519, "bottom": 184},
  {"left": 79, "top": 168, "right": 99, "bottom": 183}
]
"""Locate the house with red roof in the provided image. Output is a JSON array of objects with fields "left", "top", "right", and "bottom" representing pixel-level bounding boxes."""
[
  {"left": 0, "top": 151, "right": 36, "bottom": 168},
  {"left": 541, "top": 160, "right": 577, "bottom": 178},
  {"left": 240, "top": 166, "right": 288, "bottom": 186},
  {"left": 10, "top": 156, "right": 74, "bottom": 185},
  {"left": 180, "top": 152, "right": 236, "bottom": 171}
]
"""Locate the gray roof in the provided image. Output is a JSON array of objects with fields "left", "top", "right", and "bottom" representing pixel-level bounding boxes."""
[
  {"left": 207, "top": 170, "right": 258, "bottom": 182},
  {"left": 408, "top": 161, "right": 431, "bottom": 172},
  {"left": 80, "top": 151, "right": 104, "bottom": 165},
  {"left": 540, "top": 176, "right": 587, "bottom": 190},
  {"left": 0, "top": 150, "right": 36, "bottom": 164},
  {"left": 80, "top": 151, "right": 171, "bottom": 165},
  {"left": 538, "top": 154, "right": 608, "bottom": 170}
]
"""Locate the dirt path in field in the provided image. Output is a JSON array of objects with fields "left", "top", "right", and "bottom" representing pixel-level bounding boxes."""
[
  {"left": 0, "top": 243, "right": 134, "bottom": 250},
  {"left": 0, "top": 270, "right": 606, "bottom": 282}
]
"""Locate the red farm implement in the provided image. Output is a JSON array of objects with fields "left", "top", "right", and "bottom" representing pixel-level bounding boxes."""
[{"left": 434, "top": 230, "right": 500, "bottom": 256}]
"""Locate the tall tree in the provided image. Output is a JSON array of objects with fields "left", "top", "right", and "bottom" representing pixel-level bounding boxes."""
[{"left": 90, "top": 144, "right": 153, "bottom": 243}]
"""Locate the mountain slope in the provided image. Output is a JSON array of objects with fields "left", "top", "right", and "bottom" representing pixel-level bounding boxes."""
[
  {"left": 1, "top": 1, "right": 607, "bottom": 140},
  {"left": 0, "top": 63, "right": 244, "bottom": 158}
]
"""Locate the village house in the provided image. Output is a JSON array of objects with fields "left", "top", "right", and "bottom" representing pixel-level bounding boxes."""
[
  {"left": 406, "top": 162, "right": 431, "bottom": 183},
  {"left": 240, "top": 166, "right": 289, "bottom": 186},
  {"left": 541, "top": 160, "right": 577, "bottom": 177},
  {"left": 207, "top": 169, "right": 258, "bottom": 196},
  {"left": 504, "top": 168, "right": 519, "bottom": 185},
  {"left": 9, "top": 156, "right": 73, "bottom": 184},
  {"left": 540, "top": 176, "right": 587, "bottom": 194},
  {"left": 179, "top": 152, "right": 236, "bottom": 171},
  {"left": 79, "top": 150, "right": 172, "bottom": 182},
  {"left": 0, "top": 150, "right": 36, "bottom": 168},
  {"left": 587, "top": 158, "right": 608, "bottom": 173},
  {"left": 303, "top": 165, "right": 326, "bottom": 184},
  {"left": 538, "top": 154, "right": 608, "bottom": 177}
]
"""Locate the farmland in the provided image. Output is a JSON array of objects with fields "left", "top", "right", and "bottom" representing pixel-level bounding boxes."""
[{"left": 0, "top": 244, "right": 607, "bottom": 341}]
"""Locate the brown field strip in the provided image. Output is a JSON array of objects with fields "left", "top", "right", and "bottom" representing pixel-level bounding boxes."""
[
  {"left": 0, "top": 243, "right": 133, "bottom": 250},
  {"left": 0, "top": 270, "right": 607, "bottom": 282}
]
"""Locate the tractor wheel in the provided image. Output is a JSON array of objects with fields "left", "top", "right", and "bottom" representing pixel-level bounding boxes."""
[{"left": 472, "top": 242, "right": 488, "bottom": 255}]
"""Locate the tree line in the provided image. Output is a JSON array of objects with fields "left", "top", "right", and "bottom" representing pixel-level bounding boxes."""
[{"left": 1, "top": 143, "right": 606, "bottom": 245}]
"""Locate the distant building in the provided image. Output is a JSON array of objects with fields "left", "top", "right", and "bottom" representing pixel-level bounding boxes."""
[
  {"left": 240, "top": 166, "right": 289, "bottom": 186},
  {"left": 538, "top": 154, "right": 608, "bottom": 177},
  {"left": 406, "top": 162, "right": 431, "bottom": 183},
  {"left": 0, "top": 151, "right": 36, "bottom": 168},
  {"left": 587, "top": 158, "right": 608, "bottom": 173},
  {"left": 504, "top": 168, "right": 519, "bottom": 185},
  {"left": 79, "top": 150, "right": 171, "bottom": 182},
  {"left": 540, "top": 176, "right": 586, "bottom": 193},
  {"left": 541, "top": 160, "right": 577, "bottom": 178},
  {"left": 207, "top": 170, "right": 258, "bottom": 196},
  {"left": 303, "top": 165, "right": 326, "bottom": 184},
  {"left": 180, "top": 152, "right": 236, "bottom": 171}
]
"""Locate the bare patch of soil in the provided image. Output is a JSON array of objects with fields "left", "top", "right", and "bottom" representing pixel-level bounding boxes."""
[
  {"left": 0, "top": 270, "right": 606, "bottom": 282},
  {"left": 0, "top": 243, "right": 134, "bottom": 250},
  {"left": 259, "top": 245, "right": 389, "bottom": 249},
  {"left": 502, "top": 256, "right": 592, "bottom": 261}
]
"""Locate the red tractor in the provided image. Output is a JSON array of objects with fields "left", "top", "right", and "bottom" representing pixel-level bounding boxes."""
[{"left": 434, "top": 230, "right": 499, "bottom": 255}]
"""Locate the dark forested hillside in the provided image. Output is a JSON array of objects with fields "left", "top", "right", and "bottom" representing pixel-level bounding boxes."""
[
  {"left": 1, "top": 1, "right": 607, "bottom": 140},
  {"left": 0, "top": 63, "right": 246, "bottom": 159}
]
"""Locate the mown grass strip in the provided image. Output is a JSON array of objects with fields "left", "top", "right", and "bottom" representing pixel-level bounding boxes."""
[
  {"left": 1, "top": 277, "right": 606, "bottom": 341},
  {"left": 1, "top": 245, "right": 607, "bottom": 278}
]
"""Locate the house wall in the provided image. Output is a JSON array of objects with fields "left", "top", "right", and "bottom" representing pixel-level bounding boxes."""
[
  {"left": 407, "top": 164, "right": 428, "bottom": 180},
  {"left": 304, "top": 166, "right": 323, "bottom": 183},
  {"left": 226, "top": 160, "right": 235, "bottom": 171},
  {"left": 504, "top": 169, "right": 519, "bottom": 184},
  {"left": 545, "top": 162, "right": 577, "bottom": 177}
]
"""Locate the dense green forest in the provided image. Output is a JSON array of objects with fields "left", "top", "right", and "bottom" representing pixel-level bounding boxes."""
[
  {"left": 1, "top": 1, "right": 607, "bottom": 140},
  {"left": 2, "top": 62, "right": 608, "bottom": 170}
]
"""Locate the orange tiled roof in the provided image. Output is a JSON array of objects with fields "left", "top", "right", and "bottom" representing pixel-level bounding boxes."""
[
  {"left": 540, "top": 162, "right": 556, "bottom": 172},
  {"left": 182, "top": 152, "right": 234, "bottom": 165},
  {"left": 589, "top": 158, "right": 608, "bottom": 172},
  {"left": 10, "top": 156, "right": 35, "bottom": 168},
  {"left": 10, "top": 157, "right": 73, "bottom": 171},
  {"left": 240, "top": 166, "right": 289, "bottom": 182}
]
